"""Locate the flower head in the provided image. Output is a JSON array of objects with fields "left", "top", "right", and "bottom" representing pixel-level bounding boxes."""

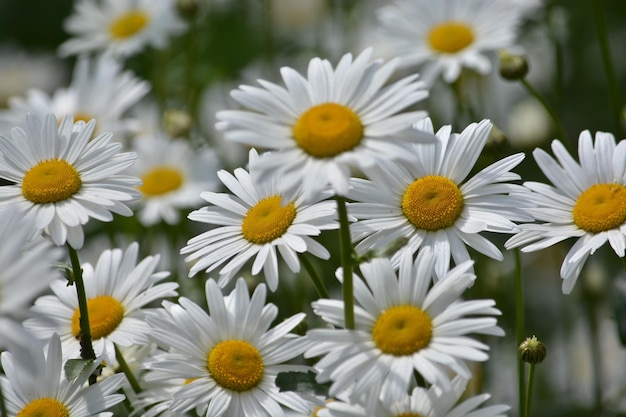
[
  {"left": 145, "top": 278, "right": 314, "bottom": 417},
  {"left": 181, "top": 149, "right": 337, "bottom": 291},
  {"left": 0, "top": 113, "right": 141, "bottom": 248},
  {"left": 349, "top": 118, "right": 531, "bottom": 278},
  {"left": 305, "top": 250, "right": 504, "bottom": 405},
  {"left": 217, "top": 49, "right": 432, "bottom": 197},
  {"left": 505, "top": 131, "right": 626, "bottom": 293}
]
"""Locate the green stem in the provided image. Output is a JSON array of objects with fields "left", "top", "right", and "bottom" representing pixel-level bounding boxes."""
[
  {"left": 67, "top": 244, "right": 97, "bottom": 385},
  {"left": 524, "top": 363, "right": 536, "bottom": 417},
  {"left": 585, "top": 298, "right": 604, "bottom": 413},
  {"left": 114, "top": 343, "right": 142, "bottom": 394},
  {"left": 514, "top": 249, "right": 526, "bottom": 417},
  {"left": 298, "top": 253, "right": 330, "bottom": 299},
  {"left": 336, "top": 196, "right": 355, "bottom": 329},
  {"left": 591, "top": 0, "right": 625, "bottom": 137},
  {"left": 520, "top": 78, "right": 571, "bottom": 149}
]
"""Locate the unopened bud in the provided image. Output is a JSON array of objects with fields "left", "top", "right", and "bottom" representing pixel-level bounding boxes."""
[
  {"left": 176, "top": 0, "right": 199, "bottom": 19},
  {"left": 499, "top": 50, "right": 529, "bottom": 81},
  {"left": 163, "top": 109, "right": 193, "bottom": 138},
  {"left": 519, "top": 335, "right": 546, "bottom": 364}
]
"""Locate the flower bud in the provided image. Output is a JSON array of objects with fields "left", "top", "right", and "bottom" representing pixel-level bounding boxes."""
[
  {"left": 163, "top": 109, "right": 193, "bottom": 138},
  {"left": 499, "top": 50, "right": 529, "bottom": 81},
  {"left": 519, "top": 335, "right": 546, "bottom": 364}
]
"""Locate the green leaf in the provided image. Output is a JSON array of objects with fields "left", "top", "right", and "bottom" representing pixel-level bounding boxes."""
[
  {"left": 275, "top": 371, "right": 329, "bottom": 397},
  {"left": 64, "top": 358, "right": 93, "bottom": 381}
]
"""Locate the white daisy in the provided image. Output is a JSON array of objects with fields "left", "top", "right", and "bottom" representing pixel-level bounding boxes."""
[
  {"left": 216, "top": 48, "right": 432, "bottom": 197},
  {"left": 348, "top": 118, "right": 532, "bottom": 278},
  {"left": 0, "top": 206, "right": 62, "bottom": 355},
  {"left": 59, "top": 0, "right": 187, "bottom": 58},
  {"left": 305, "top": 250, "right": 504, "bottom": 406},
  {"left": 505, "top": 131, "right": 626, "bottom": 294},
  {"left": 129, "top": 134, "right": 220, "bottom": 226},
  {"left": 181, "top": 149, "right": 337, "bottom": 291},
  {"left": 0, "top": 55, "right": 150, "bottom": 137},
  {"left": 0, "top": 113, "right": 141, "bottom": 249},
  {"left": 25, "top": 242, "right": 178, "bottom": 362},
  {"left": 0, "top": 334, "right": 126, "bottom": 417},
  {"left": 319, "top": 376, "right": 509, "bottom": 417},
  {"left": 377, "top": 0, "right": 526, "bottom": 82},
  {"left": 144, "top": 278, "right": 314, "bottom": 417}
]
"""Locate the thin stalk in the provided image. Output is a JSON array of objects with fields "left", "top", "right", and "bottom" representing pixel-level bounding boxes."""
[
  {"left": 591, "top": 0, "right": 625, "bottom": 137},
  {"left": 114, "top": 343, "right": 142, "bottom": 394},
  {"left": 520, "top": 78, "right": 571, "bottom": 149},
  {"left": 524, "top": 364, "right": 536, "bottom": 417},
  {"left": 336, "top": 196, "right": 355, "bottom": 329},
  {"left": 67, "top": 244, "right": 97, "bottom": 385},
  {"left": 514, "top": 249, "right": 526, "bottom": 417},
  {"left": 586, "top": 299, "right": 604, "bottom": 413},
  {"left": 298, "top": 253, "right": 329, "bottom": 299}
]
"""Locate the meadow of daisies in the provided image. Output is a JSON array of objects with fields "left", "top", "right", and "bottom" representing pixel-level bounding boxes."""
[{"left": 1, "top": 0, "right": 626, "bottom": 416}]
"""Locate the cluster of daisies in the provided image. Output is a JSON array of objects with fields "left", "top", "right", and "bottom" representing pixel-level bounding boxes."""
[{"left": 1, "top": 0, "right": 626, "bottom": 416}]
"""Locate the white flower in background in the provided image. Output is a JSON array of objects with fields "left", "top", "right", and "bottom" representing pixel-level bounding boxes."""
[
  {"left": 506, "top": 131, "right": 626, "bottom": 294},
  {"left": 319, "top": 376, "right": 509, "bottom": 417},
  {"left": 377, "top": 0, "right": 526, "bottom": 83},
  {"left": 145, "top": 278, "right": 314, "bottom": 417},
  {"left": 0, "top": 45, "right": 65, "bottom": 109},
  {"left": 0, "top": 206, "right": 62, "bottom": 356},
  {"left": 26, "top": 242, "right": 177, "bottom": 361},
  {"left": 217, "top": 48, "right": 432, "bottom": 197},
  {"left": 0, "top": 334, "right": 126, "bottom": 417},
  {"left": 181, "top": 149, "right": 337, "bottom": 291},
  {"left": 0, "top": 113, "right": 140, "bottom": 249},
  {"left": 59, "top": 0, "right": 187, "bottom": 58},
  {"left": 0, "top": 55, "right": 150, "bottom": 137},
  {"left": 349, "top": 118, "right": 531, "bottom": 278},
  {"left": 129, "top": 135, "right": 219, "bottom": 226},
  {"left": 306, "top": 250, "right": 504, "bottom": 405}
]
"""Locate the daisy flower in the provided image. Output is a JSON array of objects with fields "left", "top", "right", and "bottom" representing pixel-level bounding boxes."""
[
  {"left": 59, "top": 0, "right": 187, "bottom": 58},
  {"left": 0, "top": 206, "right": 62, "bottom": 355},
  {"left": 144, "top": 278, "right": 314, "bottom": 417},
  {"left": 319, "top": 376, "right": 509, "bottom": 417},
  {"left": 0, "top": 55, "right": 150, "bottom": 137},
  {"left": 377, "top": 0, "right": 526, "bottom": 82},
  {"left": 0, "top": 113, "right": 141, "bottom": 249},
  {"left": 181, "top": 149, "right": 337, "bottom": 291},
  {"left": 305, "top": 250, "right": 504, "bottom": 405},
  {"left": 130, "top": 135, "right": 220, "bottom": 226},
  {"left": 0, "top": 334, "right": 126, "bottom": 417},
  {"left": 25, "top": 242, "right": 178, "bottom": 361},
  {"left": 348, "top": 118, "right": 532, "bottom": 278},
  {"left": 505, "top": 131, "right": 626, "bottom": 294},
  {"left": 217, "top": 48, "right": 432, "bottom": 197}
]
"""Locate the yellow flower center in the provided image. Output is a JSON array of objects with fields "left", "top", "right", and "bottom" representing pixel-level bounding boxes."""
[
  {"left": 293, "top": 103, "right": 364, "bottom": 158},
  {"left": 428, "top": 21, "right": 475, "bottom": 53},
  {"left": 372, "top": 305, "right": 433, "bottom": 356},
  {"left": 207, "top": 340, "right": 264, "bottom": 392},
  {"left": 138, "top": 166, "right": 184, "bottom": 196},
  {"left": 241, "top": 195, "right": 297, "bottom": 244},
  {"left": 402, "top": 175, "right": 464, "bottom": 231},
  {"left": 573, "top": 183, "right": 626, "bottom": 233},
  {"left": 22, "top": 159, "right": 82, "bottom": 204},
  {"left": 109, "top": 10, "right": 149, "bottom": 39},
  {"left": 17, "top": 397, "right": 69, "bottom": 417},
  {"left": 71, "top": 295, "right": 125, "bottom": 340}
]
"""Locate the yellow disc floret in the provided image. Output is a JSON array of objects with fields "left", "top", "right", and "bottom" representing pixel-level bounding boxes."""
[
  {"left": 573, "top": 183, "right": 626, "bottom": 233},
  {"left": 109, "top": 11, "right": 149, "bottom": 39},
  {"left": 71, "top": 295, "right": 125, "bottom": 340},
  {"left": 293, "top": 103, "right": 364, "bottom": 158},
  {"left": 17, "top": 397, "right": 69, "bottom": 417},
  {"left": 207, "top": 340, "right": 264, "bottom": 392},
  {"left": 428, "top": 21, "right": 475, "bottom": 53},
  {"left": 241, "top": 195, "right": 297, "bottom": 244},
  {"left": 139, "top": 166, "right": 184, "bottom": 196},
  {"left": 402, "top": 175, "right": 464, "bottom": 231},
  {"left": 22, "top": 159, "right": 82, "bottom": 204},
  {"left": 372, "top": 305, "right": 433, "bottom": 356}
]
